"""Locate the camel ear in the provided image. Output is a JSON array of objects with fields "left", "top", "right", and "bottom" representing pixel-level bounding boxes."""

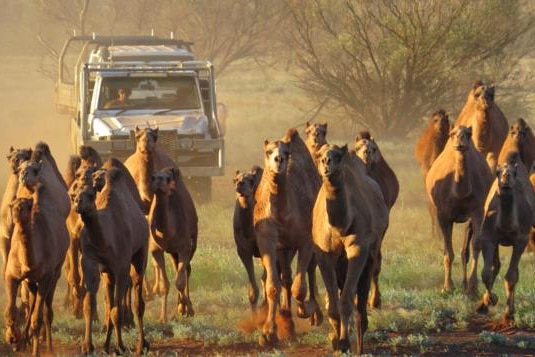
[
  {"left": 473, "top": 79, "right": 483, "bottom": 89},
  {"left": 135, "top": 125, "right": 140, "bottom": 134},
  {"left": 170, "top": 167, "right": 180, "bottom": 181},
  {"left": 306, "top": 121, "right": 311, "bottom": 127},
  {"left": 322, "top": 123, "right": 327, "bottom": 130},
  {"left": 263, "top": 139, "right": 270, "bottom": 149},
  {"left": 340, "top": 144, "right": 348, "bottom": 156}
]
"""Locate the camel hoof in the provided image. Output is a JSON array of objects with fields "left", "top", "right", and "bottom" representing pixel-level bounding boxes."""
[
  {"left": 476, "top": 303, "right": 489, "bottom": 315},
  {"left": 297, "top": 299, "right": 319, "bottom": 319},
  {"left": 329, "top": 332, "right": 339, "bottom": 351},
  {"left": 178, "top": 302, "right": 194, "bottom": 317},
  {"left": 368, "top": 296, "right": 381, "bottom": 309},
  {"left": 81, "top": 342, "right": 94, "bottom": 355},
  {"left": 136, "top": 339, "right": 150, "bottom": 355},
  {"left": 339, "top": 338, "right": 351, "bottom": 354},
  {"left": 258, "top": 332, "right": 278, "bottom": 346},
  {"left": 310, "top": 308, "right": 323, "bottom": 326}
]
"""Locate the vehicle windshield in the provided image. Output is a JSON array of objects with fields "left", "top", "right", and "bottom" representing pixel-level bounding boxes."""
[{"left": 98, "top": 75, "right": 201, "bottom": 110}]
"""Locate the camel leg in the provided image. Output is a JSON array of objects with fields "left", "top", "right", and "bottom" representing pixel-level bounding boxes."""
[
  {"left": 461, "top": 222, "right": 472, "bottom": 292},
  {"left": 111, "top": 270, "right": 128, "bottom": 355},
  {"left": 151, "top": 249, "right": 169, "bottom": 323},
  {"left": 43, "top": 269, "right": 60, "bottom": 353},
  {"left": 4, "top": 275, "right": 22, "bottom": 351},
  {"left": 428, "top": 201, "right": 439, "bottom": 240},
  {"left": 29, "top": 276, "right": 51, "bottom": 357},
  {"left": 256, "top": 232, "right": 280, "bottom": 346},
  {"left": 294, "top": 243, "right": 319, "bottom": 320},
  {"left": 314, "top": 250, "right": 341, "bottom": 351},
  {"left": 466, "top": 216, "right": 483, "bottom": 296},
  {"left": 355, "top": 255, "right": 374, "bottom": 356},
  {"left": 102, "top": 273, "right": 115, "bottom": 353},
  {"left": 477, "top": 240, "right": 500, "bottom": 314},
  {"left": 306, "top": 255, "right": 323, "bottom": 326},
  {"left": 81, "top": 257, "right": 99, "bottom": 355},
  {"left": 131, "top": 249, "right": 149, "bottom": 355},
  {"left": 368, "top": 241, "right": 383, "bottom": 309},
  {"left": 278, "top": 249, "right": 293, "bottom": 313},
  {"left": 237, "top": 247, "right": 259, "bottom": 313},
  {"left": 339, "top": 242, "right": 370, "bottom": 354},
  {"left": 0, "top": 236, "right": 10, "bottom": 277},
  {"left": 173, "top": 252, "right": 194, "bottom": 317},
  {"left": 502, "top": 240, "right": 527, "bottom": 323},
  {"left": 123, "top": 279, "right": 134, "bottom": 329},
  {"left": 437, "top": 216, "right": 454, "bottom": 292}
]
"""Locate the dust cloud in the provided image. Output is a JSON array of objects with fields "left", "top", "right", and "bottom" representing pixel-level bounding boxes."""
[{"left": 0, "top": 56, "right": 71, "bottom": 189}]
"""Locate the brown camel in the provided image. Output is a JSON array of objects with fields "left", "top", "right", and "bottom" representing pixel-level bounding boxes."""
[
  {"left": 475, "top": 154, "right": 535, "bottom": 325},
  {"left": 415, "top": 110, "right": 451, "bottom": 178},
  {"left": 1, "top": 147, "right": 32, "bottom": 275},
  {"left": 415, "top": 110, "right": 452, "bottom": 240},
  {"left": 454, "top": 80, "right": 508, "bottom": 172},
  {"left": 304, "top": 121, "right": 328, "bottom": 165},
  {"left": 125, "top": 126, "right": 176, "bottom": 214},
  {"left": 71, "top": 160, "right": 149, "bottom": 355},
  {"left": 233, "top": 165, "right": 265, "bottom": 313},
  {"left": 4, "top": 158, "right": 69, "bottom": 356},
  {"left": 425, "top": 125, "right": 493, "bottom": 294},
  {"left": 312, "top": 144, "right": 388, "bottom": 354},
  {"left": 497, "top": 118, "right": 535, "bottom": 169},
  {"left": 352, "top": 130, "right": 398, "bottom": 309},
  {"left": 63, "top": 145, "right": 103, "bottom": 318},
  {"left": 496, "top": 118, "right": 535, "bottom": 256},
  {"left": 148, "top": 166, "right": 198, "bottom": 322},
  {"left": 253, "top": 128, "right": 322, "bottom": 345}
]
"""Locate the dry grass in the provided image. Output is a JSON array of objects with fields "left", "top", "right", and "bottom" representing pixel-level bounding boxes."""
[{"left": 1, "top": 56, "right": 535, "bottom": 355}]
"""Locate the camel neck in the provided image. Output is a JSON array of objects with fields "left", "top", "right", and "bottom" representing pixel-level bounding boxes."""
[
  {"left": 237, "top": 195, "right": 253, "bottom": 210},
  {"left": 453, "top": 150, "right": 472, "bottom": 199},
  {"left": 150, "top": 191, "right": 173, "bottom": 237},
  {"left": 139, "top": 151, "right": 155, "bottom": 204},
  {"left": 80, "top": 210, "right": 106, "bottom": 247},
  {"left": 496, "top": 189, "right": 518, "bottom": 233},
  {"left": 323, "top": 173, "right": 349, "bottom": 229},
  {"left": 14, "top": 218, "right": 36, "bottom": 272},
  {"left": 266, "top": 170, "right": 287, "bottom": 219}
]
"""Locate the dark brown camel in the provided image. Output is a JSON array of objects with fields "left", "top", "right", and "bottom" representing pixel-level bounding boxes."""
[
  {"left": 253, "top": 128, "right": 322, "bottom": 345},
  {"left": 476, "top": 154, "right": 535, "bottom": 325},
  {"left": 233, "top": 166, "right": 265, "bottom": 313},
  {"left": 148, "top": 166, "right": 198, "bottom": 322},
  {"left": 415, "top": 110, "right": 451, "bottom": 238},
  {"left": 496, "top": 118, "right": 535, "bottom": 256},
  {"left": 353, "top": 130, "right": 399, "bottom": 309},
  {"left": 71, "top": 160, "right": 149, "bottom": 355},
  {"left": 62, "top": 145, "right": 103, "bottom": 318},
  {"left": 4, "top": 158, "right": 69, "bottom": 356},
  {"left": 312, "top": 144, "right": 389, "bottom": 354},
  {"left": 425, "top": 126, "right": 493, "bottom": 294},
  {"left": 454, "top": 80, "right": 508, "bottom": 172}
]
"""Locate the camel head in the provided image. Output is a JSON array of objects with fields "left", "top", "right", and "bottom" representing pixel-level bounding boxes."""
[
  {"left": 6, "top": 147, "right": 32, "bottom": 174},
  {"left": 79, "top": 145, "right": 103, "bottom": 168},
  {"left": 316, "top": 144, "right": 348, "bottom": 178},
  {"left": 69, "top": 165, "right": 97, "bottom": 197},
  {"left": 134, "top": 126, "right": 159, "bottom": 154},
  {"left": 71, "top": 184, "right": 97, "bottom": 215},
  {"left": 151, "top": 167, "right": 179, "bottom": 195},
  {"left": 449, "top": 126, "right": 472, "bottom": 152},
  {"left": 496, "top": 162, "right": 518, "bottom": 192},
  {"left": 263, "top": 140, "right": 290, "bottom": 175},
  {"left": 18, "top": 160, "right": 42, "bottom": 191},
  {"left": 429, "top": 109, "right": 450, "bottom": 134},
  {"left": 234, "top": 170, "right": 256, "bottom": 197},
  {"left": 10, "top": 197, "right": 33, "bottom": 226},
  {"left": 354, "top": 131, "right": 379, "bottom": 167},
  {"left": 305, "top": 121, "right": 328, "bottom": 151},
  {"left": 472, "top": 82, "right": 495, "bottom": 111},
  {"left": 508, "top": 118, "right": 529, "bottom": 145}
]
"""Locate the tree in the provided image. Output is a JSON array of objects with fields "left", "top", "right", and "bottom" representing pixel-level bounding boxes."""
[
  {"left": 285, "top": 0, "right": 535, "bottom": 138},
  {"left": 34, "top": 0, "right": 286, "bottom": 79}
]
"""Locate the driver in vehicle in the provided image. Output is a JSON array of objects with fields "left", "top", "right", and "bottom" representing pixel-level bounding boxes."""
[{"left": 104, "top": 87, "right": 131, "bottom": 108}]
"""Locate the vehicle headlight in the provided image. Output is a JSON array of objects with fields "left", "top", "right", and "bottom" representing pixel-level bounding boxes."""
[{"left": 93, "top": 118, "right": 113, "bottom": 136}]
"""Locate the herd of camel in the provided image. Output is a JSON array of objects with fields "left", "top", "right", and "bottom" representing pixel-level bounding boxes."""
[
  {"left": 0, "top": 78, "right": 534, "bottom": 356},
  {"left": 232, "top": 79, "right": 535, "bottom": 354}
]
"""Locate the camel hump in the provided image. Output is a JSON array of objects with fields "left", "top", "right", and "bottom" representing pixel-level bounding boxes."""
[
  {"left": 79, "top": 145, "right": 103, "bottom": 167},
  {"left": 356, "top": 130, "right": 373, "bottom": 142},
  {"left": 283, "top": 127, "right": 299, "bottom": 143},
  {"left": 31, "top": 142, "right": 51, "bottom": 162}
]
